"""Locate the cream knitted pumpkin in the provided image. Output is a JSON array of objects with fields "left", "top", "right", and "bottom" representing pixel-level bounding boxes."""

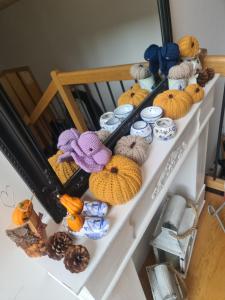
[
  {"left": 130, "top": 64, "right": 150, "bottom": 80},
  {"left": 114, "top": 135, "right": 149, "bottom": 165}
]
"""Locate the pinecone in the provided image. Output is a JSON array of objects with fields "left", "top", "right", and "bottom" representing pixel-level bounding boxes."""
[
  {"left": 206, "top": 67, "right": 215, "bottom": 80},
  {"left": 64, "top": 245, "right": 90, "bottom": 273},
  {"left": 47, "top": 232, "right": 73, "bottom": 260},
  {"left": 197, "top": 69, "right": 209, "bottom": 87}
]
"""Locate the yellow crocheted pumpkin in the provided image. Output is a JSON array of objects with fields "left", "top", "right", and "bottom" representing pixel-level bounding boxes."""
[
  {"left": 89, "top": 155, "right": 142, "bottom": 205},
  {"left": 177, "top": 35, "right": 200, "bottom": 58},
  {"left": 118, "top": 88, "right": 149, "bottom": 107},
  {"left": 185, "top": 84, "right": 204, "bottom": 103},
  {"left": 153, "top": 90, "right": 193, "bottom": 120},
  {"left": 48, "top": 151, "right": 79, "bottom": 184},
  {"left": 130, "top": 83, "right": 141, "bottom": 90}
]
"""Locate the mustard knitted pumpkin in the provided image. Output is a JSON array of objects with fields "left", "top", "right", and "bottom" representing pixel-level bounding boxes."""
[
  {"left": 114, "top": 135, "right": 149, "bottom": 165},
  {"left": 185, "top": 84, "right": 204, "bottom": 103},
  {"left": 118, "top": 88, "right": 149, "bottom": 107},
  {"left": 177, "top": 35, "right": 200, "bottom": 58},
  {"left": 48, "top": 151, "right": 79, "bottom": 184},
  {"left": 89, "top": 155, "right": 142, "bottom": 205},
  {"left": 153, "top": 90, "right": 193, "bottom": 120}
]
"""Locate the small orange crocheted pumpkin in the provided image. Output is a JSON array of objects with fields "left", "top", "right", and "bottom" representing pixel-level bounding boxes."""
[
  {"left": 66, "top": 214, "right": 84, "bottom": 232},
  {"left": 118, "top": 88, "right": 149, "bottom": 107},
  {"left": 12, "top": 199, "right": 33, "bottom": 225},
  {"left": 89, "top": 155, "right": 142, "bottom": 205},
  {"left": 177, "top": 35, "right": 200, "bottom": 58},
  {"left": 153, "top": 90, "right": 193, "bottom": 120},
  {"left": 59, "top": 194, "right": 84, "bottom": 215},
  {"left": 185, "top": 84, "right": 204, "bottom": 103}
]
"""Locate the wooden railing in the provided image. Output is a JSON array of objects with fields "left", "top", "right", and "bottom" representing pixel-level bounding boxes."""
[{"left": 28, "top": 62, "right": 144, "bottom": 132}]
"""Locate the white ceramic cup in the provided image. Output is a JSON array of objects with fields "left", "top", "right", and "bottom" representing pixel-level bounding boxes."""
[
  {"left": 140, "top": 106, "right": 163, "bottom": 123},
  {"left": 100, "top": 112, "right": 114, "bottom": 129},
  {"left": 114, "top": 104, "right": 134, "bottom": 120},
  {"left": 104, "top": 117, "right": 121, "bottom": 133},
  {"left": 138, "top": 75, "right": 155, "bottom": 92},
  {"left": 130, "top": 120, "right": 153, "bottom": 143},
  {"left": 153, "top": 118, "right": 177, "bottom": 141},
  {"left": 168, "top": 78, "right": 187, "bottom": 90}
]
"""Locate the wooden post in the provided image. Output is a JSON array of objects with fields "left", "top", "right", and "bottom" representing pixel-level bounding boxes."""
[{"left": 51, "top": 70, "right": 87, "bottom": 132}]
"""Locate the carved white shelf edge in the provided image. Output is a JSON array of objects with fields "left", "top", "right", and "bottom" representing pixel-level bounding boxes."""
[{"left": 36, "top": 75, "right": 219, "bottom": 300}]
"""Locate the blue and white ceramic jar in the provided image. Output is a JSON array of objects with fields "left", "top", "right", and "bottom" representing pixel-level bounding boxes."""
[
  {"left": 153, "top": 118, "right": 177, "bottom": 141},
  {"left": 130, "top": 120, "right": 153, "bottom": 143}
]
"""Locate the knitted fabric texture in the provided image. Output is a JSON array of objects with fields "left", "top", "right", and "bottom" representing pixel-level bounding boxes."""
[
  {"left": 57, "top": 128, "right": 80, "bottom": 153},
  {"left": 130, "top": 64, "right": 150, "bottom": 80},
  {"left": 144, "top": 44, "right": 159, "bottom": 74},
  {"left": 177, "top": 35, "right": 200, "bottom": 58},
  {"left": 114, "top": 135, "right": 149, "bottom": 165},
  {"left": 95, "top": 129, "right": 111, "bottom": 142},
  {"left": 158, "top": 43, "right": 180, "bottom": 76},
  {"left": 48, "top": 151, "right": 78, "bottom": 184},
  {"left": 168, "top": 62, "right": 193, "bottom": 79},
  {"left": 144, "top": 43, "right": 180, "bottom": 76},
  {"left": 58, "top": 131, "right": 112, "bottom": 173},
  {"left": 89, "top": 155, "right": 142, "bottom": 205}
]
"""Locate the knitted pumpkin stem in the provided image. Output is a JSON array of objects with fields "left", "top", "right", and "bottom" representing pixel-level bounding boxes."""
[
  {"left": 130, "top": 142, "right": 136, "bottom": 149},
  {"left": 191, "top": 42, "right": 195, "bottom": 48},
  {"left": 131, "top": 92, "right": 135, "bottom": 97},
  {"left": 168, "top": 94, "right": 174, "bottom": 99},
  {"left": 195, "top": 87, "right": 200, "bottom": 93},
  {"left": 110, "top": 167, "right": 118, "bottom": 174}
]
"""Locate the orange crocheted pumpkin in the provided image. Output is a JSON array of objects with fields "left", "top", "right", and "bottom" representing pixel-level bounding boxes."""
[
  {"left": 89, "top": 155, "right": 142, "bottom": 205},
  {"left": 66, "top": 214, "right": 84, "bottom": 232},
  {"left": 153, "top": 90, "right": 193, "bottom": 120},
  {"left": 59, "top": 194, "right": 84, "bottom": 215},
  {"left": 118, "top": 88, "right": 149, "bottom": 107},
  {"left": 12, "top": 199, "right": 33, "bottom": 225},
  {"left": 185, "top": 84, "right": 204, "bottom": 103},
  {"left": 177, "top": 35, "right": 200, "bottom": 58}
]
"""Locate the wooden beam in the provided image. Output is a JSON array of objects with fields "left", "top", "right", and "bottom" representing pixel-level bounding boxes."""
[
  {"left": 57, "top": 62, "right": 147, "bottom": 85},
  {"left": 204, "top": 55, "right": 225, "bottom": 76},
  {"left": 29, "top": 80, "right": 57, "bottom": 124},
  {"left": 205, "top": 176, "right": 225, "bottom": 192},
  {"left": 51, "top": 71, "right": 87, "bottom": 132}
]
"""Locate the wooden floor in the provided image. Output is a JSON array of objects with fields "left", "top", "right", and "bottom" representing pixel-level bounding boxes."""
[{"left": 139, "top": 192, "right": 225, "bottom": 300}]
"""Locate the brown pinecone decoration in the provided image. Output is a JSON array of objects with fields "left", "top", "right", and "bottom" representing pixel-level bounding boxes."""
[
  {"left": 64, "top": 245, "right": 90, "bottom": 273},
  {"left": 197, "top": 69, "right": 209, "bottom": 87},
  {"left": 206, "top": 67, "right": 215, "bottom": 80},
  {"left": 47, "top": 232, "right": 73, "bottom": 260}
]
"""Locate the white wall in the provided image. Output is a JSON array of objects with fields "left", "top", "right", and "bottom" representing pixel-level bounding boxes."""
[
  {"left": 0, "top": 151, "right": 77, "bottom": 300},
  {"left": 170, "top": 0, "right": 225, "bottom": 169},
  {"left": 0, "top": 0, "right": 161, "bottom": 89}
]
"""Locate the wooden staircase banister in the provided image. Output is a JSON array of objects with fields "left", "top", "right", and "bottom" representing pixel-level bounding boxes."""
[
  {"left": 29, "top": 80, "right": 57, "bottom": 125},
  {"left": 56, "top": 62, "right": 147, "bottom": 85},
  {"left": 27, "top": 55, "right": 225, "bottom": 133},
  {"left": 204, "top": 55, "right": 225, "bottom": 76}
]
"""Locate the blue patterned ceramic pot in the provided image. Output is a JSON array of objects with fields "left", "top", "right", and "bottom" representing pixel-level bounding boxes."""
[
  {"left": 130, "top": 120, "right": 153, "bottom": 143},
  {"left": 153, "top": 118, "right": 177, "bottom": 141}
]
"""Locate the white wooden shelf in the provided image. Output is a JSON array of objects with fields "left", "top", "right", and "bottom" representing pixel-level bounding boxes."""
[{"left": 36, "top": 75, "right": 219, "bottom": 300}]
